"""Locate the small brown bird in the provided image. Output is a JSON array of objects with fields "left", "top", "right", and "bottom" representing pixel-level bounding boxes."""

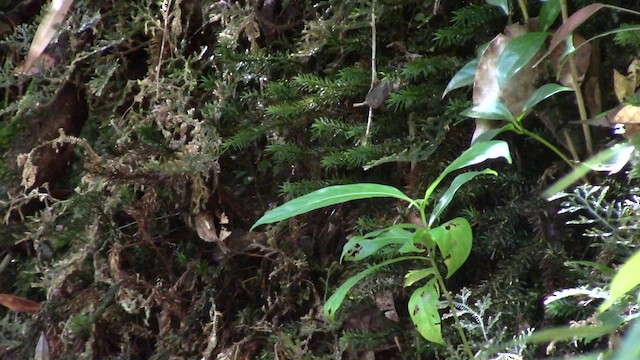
[{"left": 353, "top": 80, "right": 392, "bottom": 109}]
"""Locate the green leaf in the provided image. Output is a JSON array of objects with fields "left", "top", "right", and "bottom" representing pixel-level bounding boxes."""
[
  {"left": 425, "top": 140, "right": 511, "bottom": 201},
  {"left": 486, "top": 0, "right": 509, "bottom": 15},
  {"left": 539, "top": 0, "right": 561, "bottom": 31},
  {"left": 410, "top": 228, "right": 435, "bottom": 250},
  {"left": 252, "top": 184, "right": 416, "bottom": 230},
  {"left": 473, "top": 123, "right": 515, "bottom": 143},
  {"left": 428, "top": 218, "right": 473, "bottom": 278},
  {"left": 341, "top": 227, "right": 414, "bottom": 262},
  {"left": 429, "top": 169, "right": 498, "bottom": 226},
  {"left": 497, "top": 32, "right": 548, "bottom": 88},
  {"left": 521, "top": 83, "right": 573, "bottom": 117},
  {"left": 525, "top": 323, "right": 620, "bottom": 345},
  {"left": 442, "top": 58, "right": 479, "bottom": 98},
  {"left": 612, "top": 319, "right": 640, "bottom": 360},
  {"left": 324, "top": 256, "right": 426, "bottom": 321},
  {"left": 599, "top": 250, "right": 640, "bottom": 312},
  {"left": 404, "top": 268, "right": 437, "bottom": 287},
  {"left": 444, "top": 140, "right": 511, "bottom": 176},
  {"left": 408, "top": 281, "right": 444, "bottom": 344},
  {"left": 462, "top": 101, "right": 515, "bottom": 122},
  {"left": 399, "top": 230, "right": 428, "bottom": 254},
  {"left": 565, "top": 261, "right": 615, "bottom": 275},
  {"left": 543, "top": 142, "right": 636, "bottom": 199}
]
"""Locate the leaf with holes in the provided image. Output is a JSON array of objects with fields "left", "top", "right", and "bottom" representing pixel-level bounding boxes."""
[
  {"left": 404, "top": 268, "right": 437, "bottom": 287},
  {"left": 428, "top": 218, "right": 473, "bottom": 278},
  {"left": 341, "top": 227, "right": 414, "bottom": 262},
  {"left": 408, "top": 281, "right": 444, "bottom": 344}
]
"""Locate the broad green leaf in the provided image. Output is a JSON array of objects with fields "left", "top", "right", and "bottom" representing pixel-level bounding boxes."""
[
  {"left": 408, "top": 281, "right": 444, "bottom": 344},
  {"left": 497, "top": 32, "right": 548, "bottom": 88},
  {"left": 341, "top": 227, "right": 413, "bottom": 262},
  {"left": 425, "top": 140, "right": 512, "bottom": 200},
  {"left": 543, "top": 142, "right": 635, "bottom": 199},
  {"left": 486, "top": 0, "right": 509, "bottom": 15},
  {"left": 252, "top": 184, "right": 415, "bottom": 230},
  {"left": 539, "top": 0, "right": 561, "bottom": 32},
  {"left": 521, "top": 83, "right": 573, "bottom": 117},
  {"left": 473, "top": 123, "right": 514, "bottom": 143},
  {"left": 442, "top": 58, "right": 479, "bottom": 98},
  {"left": 462, "top": 101, "right": 515, "bottom": 122},
  {"left": 599, "top": 250, "right": 640, "bottom": 312},
  {"left": 428, "top": 218, "right": 473, "bottom": 278},
  {"left": 404, "top": 268, "right": 436, "bottom": 287},
  {"left": 444, "top": 140, "right": 511, "bottom": 176},
  {"left": 429, "top": 169, "right": 498, "bottom": 226},
  {"left": 324, "top": 256, "right": 427, "bottom": 321}
]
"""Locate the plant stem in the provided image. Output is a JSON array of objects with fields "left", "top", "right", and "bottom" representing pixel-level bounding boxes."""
[
  {"left": 517, "top": 0, "right": 529, "bottom": 20},
  {"left": 561, "top": 129, "right": 581, "bottom": 162},
  {"left": 519, "top": 127, "right": 574, "bottom": 168},
  {"left": 560, "top": 0, "right": 593, "bottom": 156},
  {"left": 428, "top": 252, "right": 474, "bottom": 358}
]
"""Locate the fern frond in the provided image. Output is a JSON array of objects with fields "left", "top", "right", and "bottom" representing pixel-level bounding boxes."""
[
  {"left": 265, "top": 141, "right": 308, "bottom": 164},
  {"left": 401, "top": 56, "right": 461, "bottom": 81},
  {"left": 311, "top": 117, "right": 364, "bottom": 141}
]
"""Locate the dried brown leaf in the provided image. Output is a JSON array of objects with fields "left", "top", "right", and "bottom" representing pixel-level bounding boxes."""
[
  {"left": 610, "top": 105, "right": 640, "bottom": 124},
  {"left": 0, "top": 293, "right": 42, "bottom": 313},
  {"left": 614, "top": 69, "right": 632, "bottom": 104},
  {"left": 629, "top": 59, "right": 640, "bottom": 89},
  {"left": 374, "top": 290, "right": 399, "bottom": 322},
  {"left": 472, "top": 23, "right": 542, "bottom": 143},
  {"left": 551, "top": 34, "right": 591, "bottom": 89},
  {"left": 194, "top": 212, "right": 219, "bottom": 243}
]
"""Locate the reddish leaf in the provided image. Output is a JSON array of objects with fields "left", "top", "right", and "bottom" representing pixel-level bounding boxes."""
[
  {"left": 0, "top": 293, "right": 42, "bottom": 313},
  {"left": 545, "top": 4, "right": 606, "bottom": 60}
]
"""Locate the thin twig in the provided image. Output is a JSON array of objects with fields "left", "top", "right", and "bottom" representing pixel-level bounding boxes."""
[
  {"left": 517, "top": 0, "right": 529, "bottom": 20},
  {"left": 364, "top": 0, "right": 377, "bottom": 145},
  {"left": 369, "top": 0, "right": 377, "bottom": 90},
  {"left": 560, "top": 0, "right": 593, "bottom": 156},
  {"left": 156, "top": 0, "right": 172, "bottom": 99}
]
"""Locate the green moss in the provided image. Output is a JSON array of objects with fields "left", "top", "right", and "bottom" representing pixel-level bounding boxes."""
[{"left": 0, "top": 116, "right": 27, "bottom": 151}]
